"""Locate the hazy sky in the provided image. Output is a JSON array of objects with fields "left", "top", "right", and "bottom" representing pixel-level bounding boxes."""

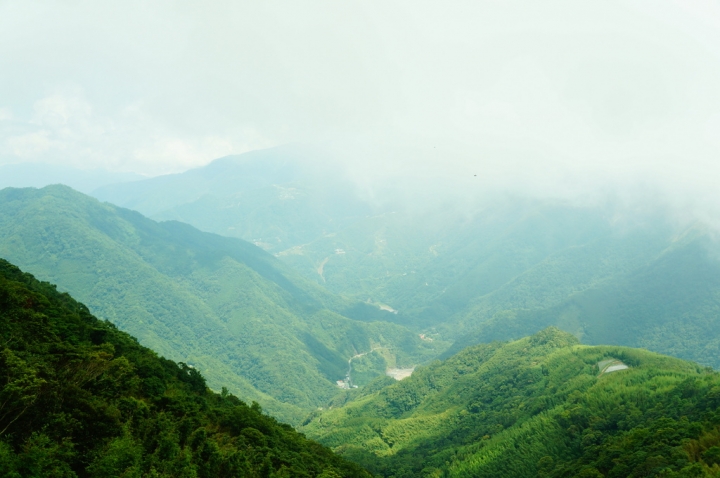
[{"left": 2, "top": 0, "right": 720, "bottom": 210}]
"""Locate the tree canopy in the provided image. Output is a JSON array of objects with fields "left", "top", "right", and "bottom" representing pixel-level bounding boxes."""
[{"left": 0, "top": 258, "right": 370, "bottom": 477}]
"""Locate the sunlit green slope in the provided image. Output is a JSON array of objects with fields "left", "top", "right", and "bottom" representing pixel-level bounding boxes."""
[
  {"left": 0, "top": 185, "right": 441, "bottom": 423},
  {"left": 304, "top": 328, "right": 720, "bottom": 477},
  {"left": 0, "top": 259, "right": 370, "bottom": 477}
]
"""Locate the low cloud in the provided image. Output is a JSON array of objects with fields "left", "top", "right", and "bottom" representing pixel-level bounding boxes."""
[
  {"left": 1, "top": 0, "right": 719, "bottom": 217},
  {"left": 0, "top": 92, "right": 270, "bottom": 175}
]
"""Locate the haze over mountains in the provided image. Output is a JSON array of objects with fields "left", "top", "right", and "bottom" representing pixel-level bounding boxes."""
[
  {"left": 5, "top": 1, "right": 720, "bottom": 475},
  {"left": 0, "top": 162, "right": 144, "bottom": 194},
  {"left": 91, "top": 147, "right": 720, "bottom": 369},
  {"left": 93, "top": 146, "right": 375, "bottom": 252}
]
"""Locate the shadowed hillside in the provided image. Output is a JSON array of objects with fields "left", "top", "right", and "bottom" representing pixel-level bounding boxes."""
[{"left": 0, "top": 259, "right": 370, "bottom": 477}]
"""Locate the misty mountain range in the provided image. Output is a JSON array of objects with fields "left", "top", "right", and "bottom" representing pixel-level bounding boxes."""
[
  {"left": 3, "top": 146, "right": 720, "bottom": 476},
  {"left": 91, "top": 147, "right": 720, "bottom": 367},
  {"left": 5, "top": 2, "right": 720, "bottom": 475}
]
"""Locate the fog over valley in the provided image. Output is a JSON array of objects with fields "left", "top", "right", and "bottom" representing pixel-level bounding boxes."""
[{"left": 2, "top": 2, "right": 720, "bottom": 477}]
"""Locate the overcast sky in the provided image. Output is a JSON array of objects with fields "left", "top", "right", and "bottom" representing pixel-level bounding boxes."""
[{"left": 2, "top": 0, "right": 720, "bottom": 213}]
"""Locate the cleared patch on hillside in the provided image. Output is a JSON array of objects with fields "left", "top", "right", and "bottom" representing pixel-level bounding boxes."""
[{"left": 597, "top": 358, "right": 629, "bottom": 375}]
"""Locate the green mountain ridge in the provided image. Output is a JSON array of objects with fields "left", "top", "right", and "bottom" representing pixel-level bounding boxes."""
[
  {"left": 303, "top": 327, "right": 720, "bottom": 477},
  {"left": 0, "top": 258, "right": 370, "bottom": 477},
  {"left": 0, "top": 185, "right": 442, "bottom": 424}
]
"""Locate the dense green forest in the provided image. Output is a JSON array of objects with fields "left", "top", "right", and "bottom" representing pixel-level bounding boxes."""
[
  {"left": 304, "top": 328, "right": 720, "bottom": 477},
  {"left": 0, "top": 258, "right": 370, "bottom": 477},
  {"left": 0, "top": 185, "right": 442, "bottom": 423}
]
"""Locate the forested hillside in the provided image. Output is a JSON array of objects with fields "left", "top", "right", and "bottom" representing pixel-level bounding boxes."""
[
  {"left": 447, "top": 224, "right": 720, "bottom": 368},
  {"left": 0, "top": 259, "right": 370, "bottom": 477},
  {"left": 0, "top": 185, "right": 441, "bottom": 423},
  {"left": 304, "top": 328, "right": 720, "bottom": 477}
]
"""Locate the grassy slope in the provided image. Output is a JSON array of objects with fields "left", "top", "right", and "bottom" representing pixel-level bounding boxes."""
[
  {"left": 0, "top": 258, "right": 370, "bottom": 477},
  {"left": 304, "top": 328, "right": 720, "bottom": 477},
  {"left": 0, "top": 185, "right": 442, "bottom": 423}
]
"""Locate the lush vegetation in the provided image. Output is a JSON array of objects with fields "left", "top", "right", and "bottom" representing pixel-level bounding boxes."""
[
  {"left": 304, "top": 327, "right": 720, "bottom": 477},
  {"left": 0, "top": 258, "right": 370, "bottom": 477},
  {"left": 0, "top": 185, "right": 442, "bottom": 423}
]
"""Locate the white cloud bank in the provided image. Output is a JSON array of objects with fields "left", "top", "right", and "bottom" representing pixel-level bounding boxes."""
[{"left": 1, "top": 0, "right": 719, "bottom": 212}]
